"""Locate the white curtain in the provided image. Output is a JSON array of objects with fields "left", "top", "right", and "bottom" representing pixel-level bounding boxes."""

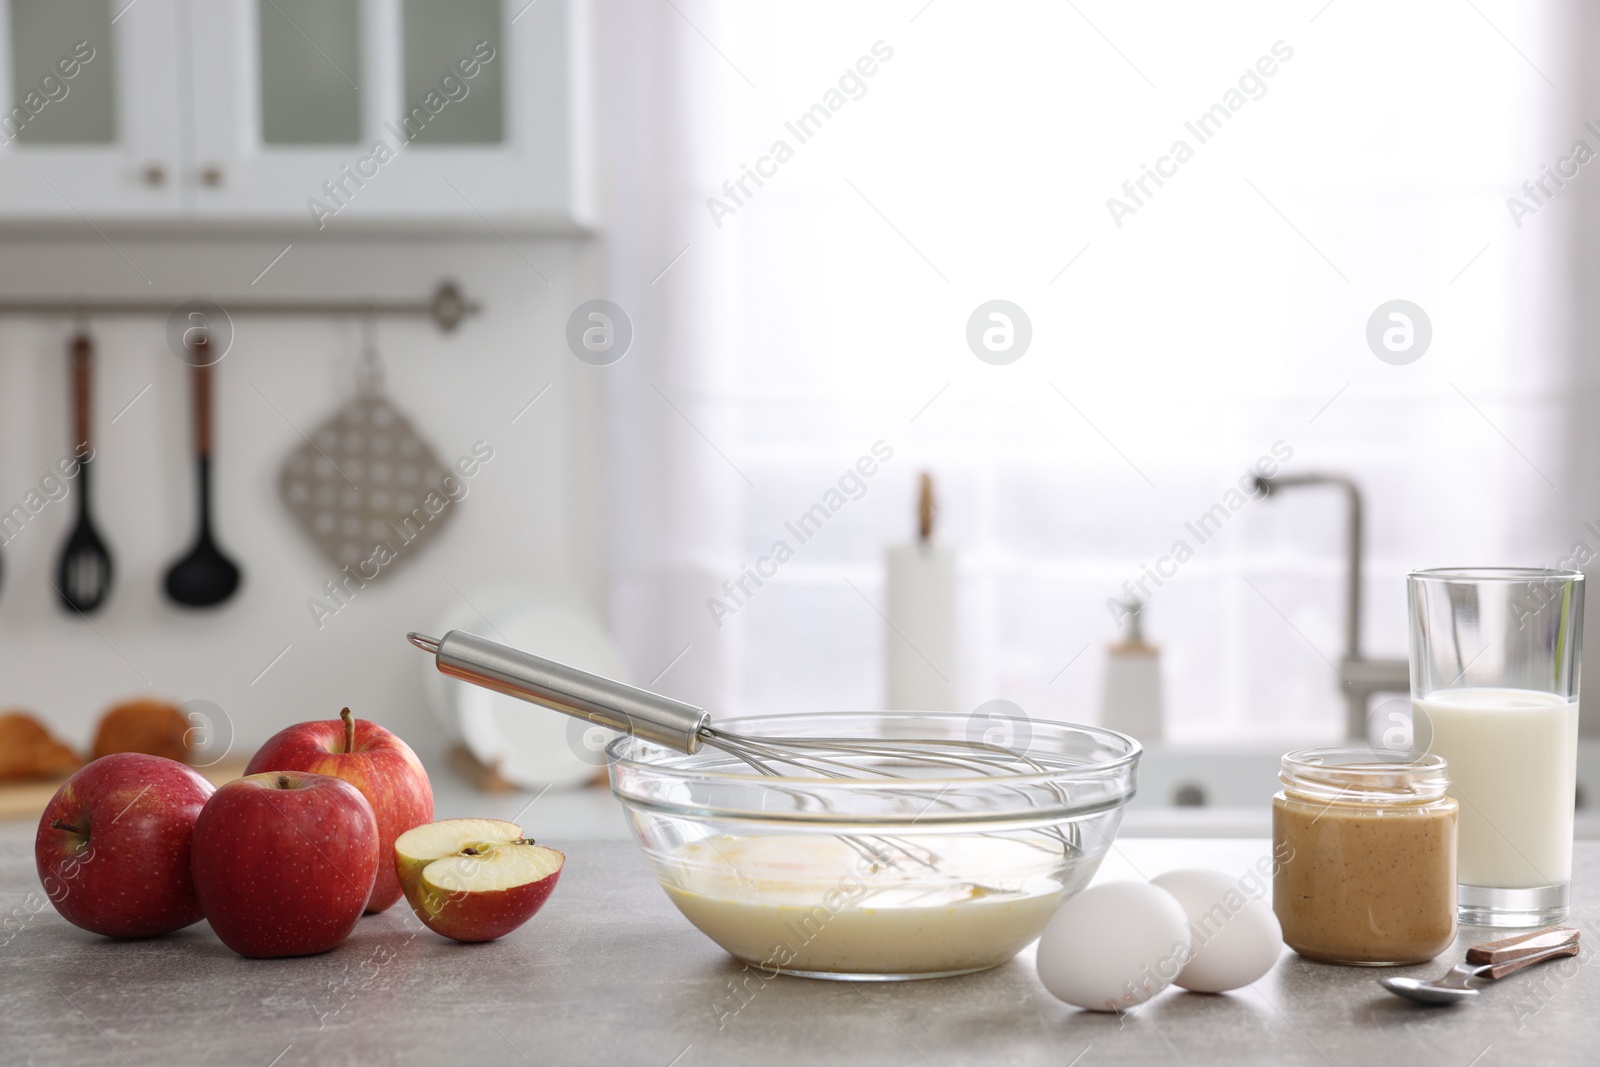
[{"left": 599, "top": 0, "right": 1575, "bottom": 743}]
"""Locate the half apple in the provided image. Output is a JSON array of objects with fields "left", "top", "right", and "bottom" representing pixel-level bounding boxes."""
[{"left": 394, "top": 818, "right": 564, "bottom": 942}]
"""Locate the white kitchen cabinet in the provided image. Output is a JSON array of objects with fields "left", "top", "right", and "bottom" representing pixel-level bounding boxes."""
[
  {"left": 0, "top": 0, "right": 589, "bottom": 228},
  {"left": 0, "top": 0, "right": 185, "bottom": 218}
]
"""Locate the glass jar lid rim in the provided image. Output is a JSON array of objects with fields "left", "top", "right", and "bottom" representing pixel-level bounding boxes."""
[
  {"left": 1408, "top": 566, "right": 1584, "bottom": 582},
  {"left": 1281, "top": 746, "right": 1448, "bottom": 777}
]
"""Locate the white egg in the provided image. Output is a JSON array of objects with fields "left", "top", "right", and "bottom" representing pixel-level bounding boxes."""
[
  {"left": 1150, "top": 868, "right": 1283, "bottom": 993},
  {"left": 1035, "top": 880, "right": 1191, "bottom": 1012}
]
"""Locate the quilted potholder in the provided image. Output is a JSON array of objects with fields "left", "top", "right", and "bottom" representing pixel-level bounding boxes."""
[{"left": 277, "top": 368, "right": 457, "bottom": 581}]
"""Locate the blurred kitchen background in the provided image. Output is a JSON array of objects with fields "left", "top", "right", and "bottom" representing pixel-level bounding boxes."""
[{"left": 1, "top": 0, "right": 1596, "bottom": 833}]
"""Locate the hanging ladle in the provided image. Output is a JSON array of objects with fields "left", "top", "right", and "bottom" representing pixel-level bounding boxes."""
[{"left": 163, "top": 331, "right": 241, "bottom": 607}]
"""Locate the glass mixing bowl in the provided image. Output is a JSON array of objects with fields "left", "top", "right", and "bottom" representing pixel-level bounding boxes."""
[{"left": 607, "top": 711, "right": 1141, "bottom": 981}]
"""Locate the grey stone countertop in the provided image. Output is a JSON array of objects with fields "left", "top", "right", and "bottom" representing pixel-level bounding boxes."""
[{"left": 2, "top": 824, "right": 1594, "bottom": 1067}]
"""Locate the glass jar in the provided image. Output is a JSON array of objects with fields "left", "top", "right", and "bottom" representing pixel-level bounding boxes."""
[{"left": 1272, "top": 748, "right": 1458, "bottom": 965}]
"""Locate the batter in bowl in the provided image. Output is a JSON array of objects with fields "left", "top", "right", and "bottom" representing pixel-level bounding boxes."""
[{"left": 658, "top": 833, "right": 1079, "bottom": 978}]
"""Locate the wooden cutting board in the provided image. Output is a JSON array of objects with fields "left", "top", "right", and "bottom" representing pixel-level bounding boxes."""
[{"left": 0, "top": 756, "right": 252, "bottom": 821}]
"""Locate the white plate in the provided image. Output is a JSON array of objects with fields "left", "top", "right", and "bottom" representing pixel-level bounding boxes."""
[{"left": 427, "top": 602, "right": 630, "bottom": 790}]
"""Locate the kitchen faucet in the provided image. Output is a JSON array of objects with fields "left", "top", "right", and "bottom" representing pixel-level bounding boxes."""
[{"left": 1253, "top": 473, "right": 1411, "bottom": 740}]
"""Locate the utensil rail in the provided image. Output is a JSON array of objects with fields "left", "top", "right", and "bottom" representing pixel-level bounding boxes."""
[{"left": 0, "top": 281, "right": 479, "bottom": 333}]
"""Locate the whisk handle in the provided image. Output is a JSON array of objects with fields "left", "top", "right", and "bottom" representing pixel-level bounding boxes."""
[{"left": 417, "top": 629, "right": 709, "bottom": 755}]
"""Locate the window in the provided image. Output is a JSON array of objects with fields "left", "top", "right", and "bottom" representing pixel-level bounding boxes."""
[{"left": 603, "top": 0, "right": 1570, "bottom": 744}]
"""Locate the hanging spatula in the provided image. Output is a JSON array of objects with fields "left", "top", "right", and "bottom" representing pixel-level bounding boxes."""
[{"left": 55, "top": 332, "right": 113, "bottom": 614}]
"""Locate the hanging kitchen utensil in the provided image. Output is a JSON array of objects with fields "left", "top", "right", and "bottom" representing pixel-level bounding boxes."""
[
  {"left": 277, "top": 317, "right": 456, "bottom": 581},
  {"left": 164, "top": 332, "right": 242, "bottom": 607},
  {"left": 55, "top": 330, "right": 114, "bottom": 614}
]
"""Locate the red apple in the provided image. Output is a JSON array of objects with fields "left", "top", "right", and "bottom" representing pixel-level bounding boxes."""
[
  {"left": 246, "top": 707, "right": 432, "bottom": 913},
  {"left": 192, "top": 771, "right": 378, "bottom": 958},
  {"left": 394, "top": 819, "right": 563, "bottom": 942},
  {"left": 35, "top": 753, "right": 214, "bottom": 938}
]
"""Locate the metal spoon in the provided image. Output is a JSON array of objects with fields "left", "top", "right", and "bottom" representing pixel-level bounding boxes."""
[
  {"left": 1380, "top": 926, "right": 1580, "bottom": 1005},
  {"left": 55, "top": 332, "right": 113, "bottom": 614},
  {"left": 163, "top": 334, "right": 241, "bottom": 607}
]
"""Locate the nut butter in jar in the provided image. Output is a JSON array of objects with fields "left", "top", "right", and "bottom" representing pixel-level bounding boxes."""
[{"left": 1273, "top": 748, "right": 1457, "bottom": 965}]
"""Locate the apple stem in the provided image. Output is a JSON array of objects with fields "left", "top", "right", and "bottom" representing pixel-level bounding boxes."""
[
  {"left": 277, "top": 774, "right": 291, "bottom": 789},
  {"left": 50, "top": 819, "right": 83, "bottom": 835},
  {"left": 340, "top": 707, "right": 355, "bottom": 754}
]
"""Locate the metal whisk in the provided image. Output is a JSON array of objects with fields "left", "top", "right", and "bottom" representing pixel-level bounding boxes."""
[
  {"left": 409, "top": 629, "right": 1081, "bottom": 886},
  {"left": 407, "top": 630, "right": 1053, "bottom": 782}
]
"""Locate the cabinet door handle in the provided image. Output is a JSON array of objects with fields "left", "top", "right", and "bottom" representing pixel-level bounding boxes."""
[
  {"left": 141, "top": 163, "right": 166, "bottom": 187},
  {"left": 199, "top": 165, "right": 224, "bottom": 188}
]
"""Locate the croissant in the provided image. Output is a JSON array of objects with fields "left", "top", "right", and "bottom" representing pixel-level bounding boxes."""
[
  {"left": 91, "top": 699, "right": 191, "bottom": 763},
  {"left": 0, "top": 711, "right": 81, "bottom": 780}
]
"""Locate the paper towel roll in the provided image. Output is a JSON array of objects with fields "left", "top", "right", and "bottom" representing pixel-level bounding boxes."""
[
  {"left": 1100, "top": 647, "right": 1163, "bottom": 742},
  {"left": 885, "top": 541, "right": 957, "bottom": 711},
  {"left": 1099, "top": 599, "right": 1163, "bottom": 742}
]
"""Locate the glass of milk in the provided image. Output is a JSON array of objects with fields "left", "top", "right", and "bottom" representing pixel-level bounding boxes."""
[{"left": 1408, "top": 567, "right": 1583, "bottom": 926}]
